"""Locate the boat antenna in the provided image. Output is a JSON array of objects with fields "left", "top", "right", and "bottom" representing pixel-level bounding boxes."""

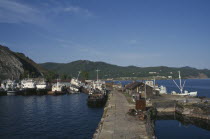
[{"left": 96, "top": 69, "right": 100, "bottom": 81}]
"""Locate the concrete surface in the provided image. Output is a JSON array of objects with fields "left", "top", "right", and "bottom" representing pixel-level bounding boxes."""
[{"left": 96, "top": 91, "right": 149, "bottom": 139}]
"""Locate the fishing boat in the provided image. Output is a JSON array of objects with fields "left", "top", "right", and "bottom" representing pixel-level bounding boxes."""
[
  {"left": 36, "top": 79, "right": 49, "bottom": 95},
  {"left": 68, "top": 71, "right": 82, "bottom": 94},
  {"left": 87, "top": 69, "right": 108, "bottom": 107},
  {"left": 171, "top": 71, "right": 197, "bottom": 97},
  {"left": 7, "top": 89, "right": 21, "bottom": 96},
  {"left": 1, "top": 79, "right": 22, "bottom": 95},
  {"left": 87, "top": 90, "right": 108, "bottom": 107},
  {"left": 21, "top": 78, "right": 36, "bottom": 95},
  {"left": 49, "top": 79, "right": 66, "bottom": 95}
]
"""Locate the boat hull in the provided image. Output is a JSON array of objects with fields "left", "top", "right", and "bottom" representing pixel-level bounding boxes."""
[
  {"left": 7, "top": 91, "right": 16, "bottom": 96},
  {"left": 36, "top": 89, "right": 48, "bottom": 95},
  {"left": 48, "top": 91, "right": 66, "bottom": 95},
  {"left": 171, "top": 91, "right": 197, "bottom": 97},
  {"left": 0, "top": 90, "right": 7, "bottom": 96},
  {"left": 22, "top": 88, "right": 37, "bottom": 95},
  {"left": 87, "top": 93, "right": 108, "bottom": 107}
]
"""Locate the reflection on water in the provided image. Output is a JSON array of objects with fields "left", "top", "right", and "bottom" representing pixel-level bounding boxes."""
[
  {"left": 0, "top": 94, "right": 103, "bottom": 138},
  {"left": 155, "top": 113, "right": 210, "bottom": 139}
]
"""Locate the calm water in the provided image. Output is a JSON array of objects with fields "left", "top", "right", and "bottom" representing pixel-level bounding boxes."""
[
  {"left": 0, "top": 94, "right": 103, "bottom": 138},
  {"left": 155, "top": 120, "right": 210, "bottom": 139}
]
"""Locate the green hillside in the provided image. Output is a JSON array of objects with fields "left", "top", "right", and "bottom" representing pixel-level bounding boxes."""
[{"left": 40, "top": 60, "right": 210, "bottom": 80}]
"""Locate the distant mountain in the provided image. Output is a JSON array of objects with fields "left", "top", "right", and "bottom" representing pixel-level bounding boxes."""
[
  {"left": 0, "top": 45, "right": 47, "bottom": 80},
  {"left": 40, "top": 60, "right": 210, "bottom": 80}
]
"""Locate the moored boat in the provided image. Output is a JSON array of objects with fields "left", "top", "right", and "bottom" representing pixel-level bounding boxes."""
[
  {"left": 36, "top": 79, "right": 49, "bottom": 95},
  {"left": 48, "top": 79, "right": 66, "bottom": 95},
  {"left": 1, "top": 79, "right": 22, "bottom": 95},
  {"left": 87, "top": 69, "right": 108, "bottom": 107},
  {"left": 87, "top": 90, "right": 108, "bottom": 107},
  {"left": 171, "top": 71, "right": 197, "bottom": 97},
  {"left": 68, "top": 71, "right": 82, "bottom": 94},
  {"left": 7, "top": 89, "right": 21, "bottom": 96},
  {"left": 21, "top": 79, "right": 36, "bottom": 95}
]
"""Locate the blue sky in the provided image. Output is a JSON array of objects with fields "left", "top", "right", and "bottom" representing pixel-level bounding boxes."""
[{"left": 0, "top": 0, "right": 210, "bottom": 69}]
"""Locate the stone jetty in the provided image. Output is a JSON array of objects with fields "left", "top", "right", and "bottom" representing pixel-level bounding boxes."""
[{"left": 93, "top": 90, "right": 149, "bottom": 139}]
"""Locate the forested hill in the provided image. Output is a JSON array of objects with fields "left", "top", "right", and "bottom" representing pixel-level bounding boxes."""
[{"left": 40, "top": 60, "right": 210, "bottom": 80}]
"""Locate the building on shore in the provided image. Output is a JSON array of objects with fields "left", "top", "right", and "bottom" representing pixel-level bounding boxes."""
[{"left": 123, "top": 81, "right": 158, "bottom": 99}]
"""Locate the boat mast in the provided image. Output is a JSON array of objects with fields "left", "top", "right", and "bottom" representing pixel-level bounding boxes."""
[
  {"left": 96, "top": 69, "right": 100, "bottom": 82},
  {"left": 145, "top": 80, "right": 147, "bottom": 100},
  {"left": 153, "top": 76, "right": 156, "bottom": 88},
  {"left": 57, "top": 78, "right": 58, "bottom": 89},
  {"left": 178, "top": 71, "right": 183, "bottom": 93},
  {"left": 77, "top": 71, "right": 81, "bottom": 80}
]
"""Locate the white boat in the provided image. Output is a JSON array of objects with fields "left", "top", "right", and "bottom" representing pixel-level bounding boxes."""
[
  {"left": 51, "top": 79, "right": 65, "bottom": 95},
  {"left": 36, "top": 82, "right": 47, "bottom": 90},
  {"left": 1, "top": 79, "right": 21, "bottom": 95},
  {"left": 36, "top": 79, "right": 49, "bottom": 94},
  {"left": 92, "top": 80, "right": 104, "bottom": 91},
  {"left": 171, "top": 71, "right": 197, "bottom": 97},
  {"left": 69, "top": 85, "right": 79, "bottom": 92},
  {"left": 21, "top": 79, "right": 36, "bottom": 89},
  {"left": 69, "top": 71, "right": 82, "bottom": 93},
  {"left": 90, "top": 69, "right": 106, "bottom": 95},
  {"left": 21, "top": 78, "right": 36, "bottom": 95}
]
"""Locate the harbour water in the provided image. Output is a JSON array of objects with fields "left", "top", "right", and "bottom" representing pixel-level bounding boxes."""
[
  {"left": 0, "top": 94, "right": 103, "bottom": 138},
  {"left": 155, "top": 119, "right": 210, "bottom": 139}
]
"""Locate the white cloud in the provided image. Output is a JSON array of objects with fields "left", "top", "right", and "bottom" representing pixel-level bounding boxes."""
[
  {"left": 0, "top": 0, "right": 45, "bottom": 24},
  {"left": 63, "top": 6, "right": 93, "bottom": 17},
  {"left": 0, "top": 0, "right": 94, "bottom": 24}
]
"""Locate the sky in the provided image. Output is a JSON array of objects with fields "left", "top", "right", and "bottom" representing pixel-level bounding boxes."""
[{"left": 0, "top": 0, "right": 210, "bottom": 69}]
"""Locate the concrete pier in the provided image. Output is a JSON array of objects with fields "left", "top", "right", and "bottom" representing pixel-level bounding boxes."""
[{"left": 94, "top": 90, "right": 149, "bottom": 139}]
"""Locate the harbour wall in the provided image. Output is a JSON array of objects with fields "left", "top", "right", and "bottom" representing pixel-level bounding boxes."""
[{"left": 152, "top": 98, "right": 210, "bottom": 120}]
